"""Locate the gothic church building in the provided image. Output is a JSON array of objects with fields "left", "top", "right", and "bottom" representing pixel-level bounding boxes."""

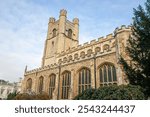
[{"left": 22, "top": 9, "right": 131, "bottom": 99}]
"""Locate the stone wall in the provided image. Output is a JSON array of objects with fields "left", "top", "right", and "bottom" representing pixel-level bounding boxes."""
[{"left": 22, "top": 10, "right": 131, "bottom": 100}]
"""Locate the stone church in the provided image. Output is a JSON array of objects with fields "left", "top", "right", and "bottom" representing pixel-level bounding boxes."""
[{"left": 21, "top": 9, "right": 131, "bottom": 99}]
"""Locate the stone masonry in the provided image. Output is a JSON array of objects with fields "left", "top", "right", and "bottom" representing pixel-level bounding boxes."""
[{"left": 21, "top": 9, "right": 131, "bottom": 99}]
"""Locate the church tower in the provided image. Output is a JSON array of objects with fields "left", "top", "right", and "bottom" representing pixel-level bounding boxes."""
[{"left": 42, "top": 9, "right": 79, "bottom": 66}]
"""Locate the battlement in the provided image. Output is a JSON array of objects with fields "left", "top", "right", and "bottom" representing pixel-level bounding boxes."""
[
  {"left": 83, "top": 42, "right": 89, "bottom": 47},
  {"left": 25, "top": 63, "right": 58, "bottom": 75},
  {"left": 106, "top": 33, "right": 113, "bottom": 39},
  {"left": 54, "top": 25, "right": 131, "bottom": 63},
  {"left": 114, "top": 25, "right": 132, "bottom": 35},
  {"left": 25, "top": 25, "right": 131, "bottom": 75},
  {"left": 90, "top": 39, "right": 97, "bottom": 44},
  {"left": 57, "top": 32, "right": 115, "bottom": 57},
  {"left": 54, "top": 25, "right": 132, "bottom": 58}
]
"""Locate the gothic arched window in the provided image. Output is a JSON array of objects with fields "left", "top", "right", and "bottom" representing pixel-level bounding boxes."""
[
  {"left": 52, "top": 28, "right": 56, "bottom": 37},
  {"left": 99, "top": 63, "right": 117, "bottom": 86},
  {"left": 38, "top": 76, "right": 44, "bottom": 94},
  {"left": 68, "top": 29, "right": 72, "bottom": 38},
  {"left": 26, "top": 78, "right": 32, "bottom": 92},
  {"left": 78, "top": 68, "right": 91, "bottom": 94},
  {"left": 62, "top": 71, "right": 71, "bottom": 99},
  {"left": 49, "top": 74, "right": 56, "bottom": 99}
]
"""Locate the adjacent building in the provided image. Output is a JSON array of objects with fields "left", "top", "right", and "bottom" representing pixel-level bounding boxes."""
[{"left": 0, "top": 79, "right": 22, "bottom": 99}]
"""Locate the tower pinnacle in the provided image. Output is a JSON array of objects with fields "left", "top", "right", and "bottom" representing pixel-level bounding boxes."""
[{"left": 60, "top": 9, "right": 67, "bottom": 16}]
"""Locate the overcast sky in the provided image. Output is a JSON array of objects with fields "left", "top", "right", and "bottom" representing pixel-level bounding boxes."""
[{"left": 0, "top": 0, "right": 145, "bottom": 82}]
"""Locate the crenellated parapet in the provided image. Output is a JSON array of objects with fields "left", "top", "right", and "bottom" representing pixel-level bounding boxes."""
[
  {"left": 114, "top": 25, "right": 132, "bottom": 35},
  {"left": 55, "top": 25, "right": 131, "bottom": 64},
  {"left": 57, "top": 32, "right": 115, "bottom": 57},
  {"left": 25, "top": 63, "right": 59, "bottom": 75},
  {"left": 25, "top": 25, "right": 131, "bottom": 76}
]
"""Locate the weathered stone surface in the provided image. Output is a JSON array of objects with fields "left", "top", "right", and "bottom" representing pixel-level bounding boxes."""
[{"left": 22, "top": 10, "right": 131, "bottom": 100}]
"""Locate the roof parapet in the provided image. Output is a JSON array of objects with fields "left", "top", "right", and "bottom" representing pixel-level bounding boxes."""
[
  {"left": 114, "top": 25, "right": 132, "bottom": 35},
  {"left": 90, "top": 39, "right": 96, "bottom": 44},
  {"left": 83, "top": 42, "right": 89, "bottom": 47},
  {"left": 106, "top": 33, "right": 113, "bottom": 39},
  {"left": 98, "top": 37, "right": 104, "bottom": 41},
  {"left": 77, "top": 44, "right": 82, "bottom": 49}
]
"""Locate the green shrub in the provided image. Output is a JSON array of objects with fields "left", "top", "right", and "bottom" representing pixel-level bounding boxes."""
[
  {"left": 13, "top": 92, "right": 50, "bottom": 100},
  {"left": 74, "top": 85, "right": 145, "bottom": 100},
  {"left": 7, "top": 91, "right": 18, "bottom": 100},
  {"left": 74, "top": 88, "right": 96, "bottom": 100}
]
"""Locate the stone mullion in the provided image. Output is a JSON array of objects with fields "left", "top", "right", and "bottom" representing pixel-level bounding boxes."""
[
  {"left": 53, "top": 73, "right": 59, "bottom": 100},
  {"left": 102, "top": 67, "right": 104, "bottom": 86},
  {"left": 111, "top": 66, "right": 113, "bottom": 83}
]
